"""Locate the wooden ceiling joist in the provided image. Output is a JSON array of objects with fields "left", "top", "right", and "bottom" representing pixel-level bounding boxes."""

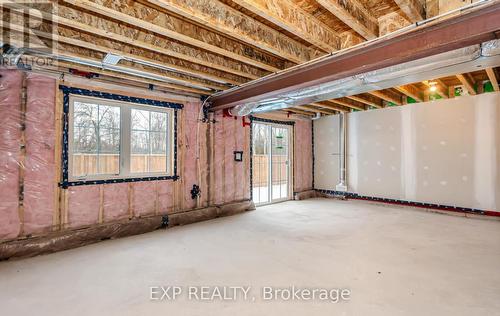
[
  {"left": 12, "top": 2, "right": 266, "bottom": 80},
  {"left": 144, "top": 0, "right": 317, "bottom": 63},
  {"left": 330, "top": 98, "right": 366, "bottom": 111},
  {"left": 394, "top": 84, "right": 423, "bottom": 102},
  {"left": 283, "top": 108, "right": 315, "bottom": 116},
  {"left": 61, "top": 0, "right": 282, "bottom": 72},
  {"left": 311, "top": 102, "right": 348, "bottom": 112},
  {"left": 485, "top": 68, "right": 499, "bottom": 92},
  {"left": 229, "top": 0, "right": 340, "bottom": 52},
  {"left": 55, "top": 60, "right": 206, "bottom": 96},
  {"left": 393, "top": 0, "right": 426, "bottom": 22},
  {"left": 295, "top": 105, "right": 321, "bottom": 114},
  {"left": 7, "top": 33, "right": 213, "bottom": 95},
  {"left": 300, "top": 105, "right": 336, "bottom": 115},
  {"left": 4, "top": 23, "right": 228, "bottom": 93},
  {"left": 346, "top": 95, "right": 383, "bottom": 108},
  {"left": 367, "top": 90, "right": 402, "bottom": 106},
  {"left": 456, "top": 74, "right": 476, "bottom": 95},
  {"left": 58, "top": 46, "right": 215, "bottom": 93},
  {"left": 5, "top": 22, "right": 234, "bottom": 90},
  {"left": 316, "top": 0, "right": 378, "bottom": 40},
  {"left": 21, "top": 50, "right": 207, "bottom": 96}
]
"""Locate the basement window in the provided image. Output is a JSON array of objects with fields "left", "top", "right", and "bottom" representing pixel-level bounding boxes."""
[{"left": 68, "top": 95, "right": 174, "bottom": 182}]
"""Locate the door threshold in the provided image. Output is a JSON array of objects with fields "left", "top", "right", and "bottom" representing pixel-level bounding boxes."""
[{"left": 255, "top": 199, "right": 292, "bottom": 207}]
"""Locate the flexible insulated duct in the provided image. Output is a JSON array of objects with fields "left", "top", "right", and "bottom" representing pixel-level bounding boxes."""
[
  {"left": 1, "top": 44, "right": 213, "bottom": 92},
  {"left": 250, "top": 39, "right": 500, "bottom": 114}
]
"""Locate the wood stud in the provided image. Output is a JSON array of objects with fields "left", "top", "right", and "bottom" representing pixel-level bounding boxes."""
[{"left": 485, "top": 68, "right": 499, "bottom": 92}]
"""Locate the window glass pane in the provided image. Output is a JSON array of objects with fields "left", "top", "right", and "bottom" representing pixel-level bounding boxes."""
[
  {"left": 98, "top": 128, "right": 120, "bottom": 174},
  {"left": 72, "top": 127, "right": 98, "bottom": 177},
  {"left": 72, "top": 102, "right": 98, "bottom": 177},
  {"left": 131, "top": 109, "right": 168, "bottom": 174},
  {"left": 131, "top": 130, "right": 150, "bottom": 154},
  {"left": 71, "top": 99, "right": 172, "bottom": 179},
  {"left": 151, "top": 112, "right": 167, "bottom": 132},
  {"left": 131, "top": 109, "right": 150, "bottom": 131},
  {"left": 131, "top": 130, "right": 149, "bottom": 173},
  {"left": 74, "top": 125, "right": 98, "bottom": 153},
  {"left": 150, "top": 132, "right": 166, "bottom": 154},
  {"left": 99, "top": 128, "right": 120, "bottom": 153},
  {"left": 149, "top": 132, "right": 167, "bottom": 173},
  {"left": 72, "top": 101, "right": 121, "bottom": 178},
  {"left": 99, "top": 105, "right": 120, "bottom": 129},
  {"left": 99, "top": 154, "right": 119, "bottom": 175},
  {"left": 74, "top": 102, "right": 98, "bottom": 129}
]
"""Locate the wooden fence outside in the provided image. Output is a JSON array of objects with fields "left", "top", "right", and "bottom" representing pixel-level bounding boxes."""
[
  {"left": 72, "top": 153, "right": 167, "bottom": 176},
  {"left": 73, "top": 154, "right": 287, "bottom": 184},
  {"left": 252, "top": 154, "right": 288, "bottom": 187}
]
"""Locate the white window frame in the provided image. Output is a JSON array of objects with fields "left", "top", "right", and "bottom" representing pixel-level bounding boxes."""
[{"left": 68, "top": 95, "right": 175, "bottom": 182}]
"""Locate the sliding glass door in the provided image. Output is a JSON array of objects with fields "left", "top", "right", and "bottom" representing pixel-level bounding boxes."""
[{"left": 252, "top": 122, "right": 291, "bottom": 205}]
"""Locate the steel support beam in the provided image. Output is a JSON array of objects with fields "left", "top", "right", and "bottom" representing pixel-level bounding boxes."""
[{"left": 210, "top": 2, "right": 500, "bottom": 110}]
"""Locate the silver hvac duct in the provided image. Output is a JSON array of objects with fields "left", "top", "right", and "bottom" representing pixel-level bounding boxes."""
[
  {"left": 124, "top": 58, "right": 230, "bottom": 86},
  {"left": 229, "top": 102, "right": 260, "bottom": 116},
  {"left": 2, "top": 44, "right": 214, "bottom": 92},
  {"left": 250, "top": 39, "right": 500, "bottom": 114},
  {"left": 0, "top": 42, "right": 26, "bottom": 66},
  {"left": 210, "top": 0, "right": 494, "bottom": 101},
  {"left": 55, "top": 54, "right": 213, "bottom": 91}
]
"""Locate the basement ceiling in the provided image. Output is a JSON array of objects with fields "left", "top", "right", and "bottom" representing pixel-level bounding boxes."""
[
  {"left": 1, "top": 0, "right": 424, "bottom": 90},
  {"left": 1, "top": 0, "right": 499, "bottom": 116}
]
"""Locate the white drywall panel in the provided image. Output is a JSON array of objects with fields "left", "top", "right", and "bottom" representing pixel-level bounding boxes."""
[
  {"left": 314, "top": 92, "right": 500, "bottom": 210},
  {"left": 313, "top": 115, "right": 340, "bottom": 190}
]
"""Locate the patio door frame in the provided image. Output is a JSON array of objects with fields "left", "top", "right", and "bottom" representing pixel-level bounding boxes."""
[{"left": 250, "top": 117, "right": 294, "bottom": 206}]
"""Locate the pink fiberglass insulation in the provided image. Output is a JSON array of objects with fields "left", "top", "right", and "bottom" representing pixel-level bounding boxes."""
[
  {"left": 68, "top": 185, "right": 100, "bottom": 228},
  {"left": 224, "top": 117, "right": 238, "bottom": 202},
  {"left": 132, "top": 182, "right": 156, "bottom": 216},
  {"left": 243, "top": 124, "right": 251, "bottom": 200},
  {"left": 183, "top": 102, "right": 199, "bottom": 210},
  {"left": 0, "top": 70, "right": 23, "bottom": 239},
  {"left": 23, "top": 73, "right": 56, "bottom": 235},
  {"left": 213, "top": 111, "right": 225, "bottom": 205},
  {"left": 233, "top": 118, "right": 248, "bottom": 201},
  {"left": 158, "top": 180, "right": 174, "bottom": 214},
  {"left": 103, "top": 183, "right": 129, "bottom": 221},
  {"left": 211, "top": 113, "right": 249, "bottom": 204},
  {"left": 196, "top": 109, "right": 209, "bottom": 208},
  {"left": 294, "top": 120, "right": 313, "bottom": 192}
]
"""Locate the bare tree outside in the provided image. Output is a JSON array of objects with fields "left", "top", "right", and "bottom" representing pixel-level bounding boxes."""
[
  {"left": 72, "top": 101, "right": 120, "bottom": 176},
  {"left": 71, "top": 100, "right": 170, "bottom": 178},
  {"left": 131, "top": 109, "right": 168, "bottom": 173}
]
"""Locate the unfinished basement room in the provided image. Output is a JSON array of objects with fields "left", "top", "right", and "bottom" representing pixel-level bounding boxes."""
[{"left": 1, "top": 0, "right": 500, "bottom": 315}]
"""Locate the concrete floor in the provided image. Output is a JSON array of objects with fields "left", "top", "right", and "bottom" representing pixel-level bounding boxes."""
[{"left": 1, "top": 198, "right": 500, "bottom": 316}]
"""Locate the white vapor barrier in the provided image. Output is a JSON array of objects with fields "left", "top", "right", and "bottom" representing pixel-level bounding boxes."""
[
  {"left": 314, "top": 92, "right": 500, "bottom": 211},
  {"left": 313, "top": 115, "right": 340, "bottom": 189}
]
